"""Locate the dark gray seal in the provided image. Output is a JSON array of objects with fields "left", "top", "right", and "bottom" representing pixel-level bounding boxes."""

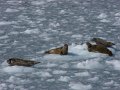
[
  {"left": 7, "top": 58, "right": 40, "bottom": 67},
  {"left": 86, "top": 42, "right": 113, "bottom": 56},
  {"left": 91, "top": 38, "right": 115, "bottom": 47}
]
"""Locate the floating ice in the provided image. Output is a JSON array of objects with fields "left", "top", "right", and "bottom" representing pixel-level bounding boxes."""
[
  {"left": 97, "top": 13, "right": 107, "bottom": 19},
  {"left": 53, "top": 70, "right": 67, "bottom": 75},
  {"left": 0, "top": 83, "right": 7, "bottom": 90},
  {"left": 58, "top": 76, "right": 70, "bottom": 82},
  {"left": 23, "top": 29, "right": 39, "bottom": 34},
  {"left": 106, "top": 60, "right": 120, "bottom": 70},
  {"left": 3, "top": 66, "right": 35, "bottom": 74},
  {"left": 69, "top": 82, "right": 92, "bottom": 90},
  {"left": 31, "top": 1, "right": 45, "bottom": 6},
  {"left": 75, "top": 71, "right": 90, "bottom": 77},
  {"left": 7, "top": 76, "right": 31, "bottom": 84},
  {"left": 43, "top": 44, "right": 107, "bottom": 61},
  {"left": 33, "top": 71, "right": 52, "bottom": 78},
  {"left": 76, "top": 59, "right": 103, "bottom": 69},
  {"left": 0, "top": 21, "right": 15, "bottom": 26},
  {"left": 88, "top": 76, "right": 99, "bottom": 82},
  {"left": 5, "top": 8, "right": 19, "bottom": 12},
  {"left": 104, "top": 80, "right": 114, "bottom": 86},
  {"left": 0, "top": 35, "right": 9, "bottom": 40}
]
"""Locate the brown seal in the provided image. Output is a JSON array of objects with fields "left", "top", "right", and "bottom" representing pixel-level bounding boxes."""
[
  {"left": 86, "top": 42, "right": 113, "bottom": 56},
  {"left": 44, "top": 44, "right": 68, "bottom": 55},
  {"left": 91, "top": 38, "right": 115, "bottom": 47},
  {"left": 7, "top": 58, "right": 40, "bottom": 67}
]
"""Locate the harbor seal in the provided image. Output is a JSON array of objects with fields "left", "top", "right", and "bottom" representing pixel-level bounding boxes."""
[
  {"left": 44, "top": 44, "right": 68, "bottom": 55},
  {"left": 91, "top": 38, "right": 115, "bottom": 47},
  {"left": 7, "top": 58, "right": 40, "bottom": 67},
  {"left": 86, "top": 42, "right": 113, "bottom": 56}
]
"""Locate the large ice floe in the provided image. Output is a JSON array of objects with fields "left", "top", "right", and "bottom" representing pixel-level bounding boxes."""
[{"left": 0, "top": 42, "right": 117, "bottom": 90}]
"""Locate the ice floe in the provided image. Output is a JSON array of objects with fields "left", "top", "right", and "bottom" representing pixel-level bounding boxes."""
[
  {"left": 69, "top": 82, "right": 92, "bottom": 90},
  {"left": 58, "top": 76, "right": 70, "bottom": 82},
  {"left": 3, "top": 66, "right": 35, "bottom": 74},
  {"left": 106, "top": 60, "right": 120, "bottom": 70},
  {"left": 43, "top": 43, "right": 108, "bottom": 61}
]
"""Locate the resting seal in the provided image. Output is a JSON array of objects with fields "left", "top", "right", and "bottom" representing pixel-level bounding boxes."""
[
  {"left": 91, "top": 38, "right": 115, "bottom": 47},
  {"left": 44, "top": 44, "right": 68, "bottom": 55},
  {"left": 7, "top": 58, "right": 40, "bottom": 67},
  {"left": 86, "top": 42, "right": 113, "bottom": 56}
]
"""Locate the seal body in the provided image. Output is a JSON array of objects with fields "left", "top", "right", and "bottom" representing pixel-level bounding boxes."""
[
  {"left": 44, "top": 44, "right": 68, "bottom": 55},
  {"left": 86, "top": 42, "right": 113, "bottom": 56},
  {"left": 91, "top": 38, "right": 115, "bottom": 47},
  {"left": 7, "top": 58, "right": 40, "bottom": 67}
]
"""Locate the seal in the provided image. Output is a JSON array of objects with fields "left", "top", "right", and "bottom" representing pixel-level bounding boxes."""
[
  {"left": 7, "top": 58, "right": 41, "bottom": 67},
  {"left": 91, "top": 38, "right": 115, "bottom": 47},
  {"left": 86, "top": 42, "right": 113, "bottom": 56},
  {"left": 44, "top": 44, "right": 68, "bottom": 55}
]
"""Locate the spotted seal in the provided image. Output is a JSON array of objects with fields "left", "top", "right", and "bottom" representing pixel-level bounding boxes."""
[
  {"left": 91, "top": 38, "right": 115, "bottom": 47},
  {"left": 7, "top": 58, "right": 40, "bottom": 67},
  {"left": 44, "top": 44, "right": 68, "bottom": 55},
  {"left": 86, "top": 42, "right": 113, "bottom": 56}
]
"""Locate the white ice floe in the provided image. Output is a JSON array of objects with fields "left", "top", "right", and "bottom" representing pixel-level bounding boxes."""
[
  {"left": 23, "top": 29, "right": 39, "bottom": 34},
  {"left": 58, "top": 76, "right": 70, "bottom": 82},
  {"left": 69, "top": 82, "right": 92, "bottom": 90},
  {"left": 45, "top": 63, "right": 57, "bottom": 68},
  {"left": 0, "top": 83, "right": 7, "bottom": 90},
  {"left": 33, "top": 71, "right": 52, "bottom": 78},
  {"left": 76, "top": 59, "right": 103, "bottom": 69},
  {"left": 106, "top": 60, "right": 120, "bottom": 70},
  {"left": 53, "top": 70, "right": 67, "bottom": 75},
  {"left": 3, "top": 66, "right": 35, "bottom": 74},
  {"left": 104, "top": 80, "right": 114, "bottom": 86},
  {"left": 0, "top": 21, "right": 15, "bottom": 26},
  {"left": 0, "top": 35, "right": 9, "bottom": 40},
  {"left": 31, "top": 1, "right": 46, "bottom": 6},
  {"left": 88, "top": 76, "right": 99, "bottom": 82},
  {"left": 43, "top": 44, "right": 107, "bottom": 61},
  {"left": 71, "top": 34, "right": 83, "bottom": 39},
  {"left": 5, "top": 8, "right": 19, "bottom": 12},
  {"left": 97, "top": 13, "right": 107, "bottom": 19},
  {"left": 115, "top": 12, "right": 120, "bottom": 17},
  {"left": 75, "top": 71, "right": 90, "bottom": 77},
  {"left": 7, "top": 76, "right": 31, "bottom": 84}
]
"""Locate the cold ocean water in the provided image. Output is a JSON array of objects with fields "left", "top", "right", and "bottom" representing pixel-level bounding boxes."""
[{"left": 0, "top": 0, "right": 120, "bottom": 90}]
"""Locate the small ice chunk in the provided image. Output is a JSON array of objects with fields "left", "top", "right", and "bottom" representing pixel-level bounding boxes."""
[
  {"left": 88, "top": 76, "right": 99, "bottom": 82},
  {"left": 75, "top": 72, "right": 90, "bottom": 77},
  {"left": 47, "top": 79, "right": 55, "bottom": 82},
  {"left": 0, "top": 21, "right": 15, "bottom": 26},
  {"left": 45, "top": 63, "right": 57, "bottom": 68},
  {"left": 5, "top": 8, "right": 19, "bottom": 12},
  {"left": 0, "top": 35, "right": 9, "bottom": 39},
  {"left": 71, "top": 34, "right": 83, "bottom": 39},
  {"left": 7, "top": 76, "right": 31, "bottom": 84},
  {"left": 58, "top": 76, "right": 70, "bottom": 82},
  {"left": 106, "top": 60, "right": 120, "bottom": 70},
  {"left": 76, "top": 60, "right": 103, "bottom": 69},
  {"left": 104, "top": 80, "right": 114, "bottom": 86},
  {"left": 97, "top": 13, "right": 107, "bottom": 19},
  {"left": 23, "top": 29, "right": 39, "bottom": 34},
  {"left": 34, "top": 71, "right": 52, "bottom": 78},
  {"left": 0, "top": 83, "right": 7, "bottom": 90},
  {"left": 31, "top": 1, "right": 45, "bottom": 5},
  {"left": 69, "top": 82, "right": 92, "bottom": 90},
  {"left": 60, "top": 63, "right": 69, "bottom": 68},
  {"left": 3, "top": 66, "right": 35, "bottom": 73},
  {"left": 53, "top": 70, "right": 67, "bottom": 75}
]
